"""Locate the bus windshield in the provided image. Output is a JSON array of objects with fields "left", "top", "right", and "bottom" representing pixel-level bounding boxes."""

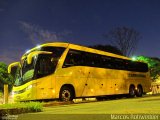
[
  {"left": 34, "top": 54, "right": 57, "bottom": 79},
  {"left": 14, "top": 58, "right": 35, "bottom": 86},
  {"left": 14, "top": 47, "right": 65, "bottom": 86},
  {"left": 14, "top": 66, "right": 22, "bottom": 86}
]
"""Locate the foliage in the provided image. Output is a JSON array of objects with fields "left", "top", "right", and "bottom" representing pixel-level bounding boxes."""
[
  {"left": 137, "top": 56, "right": 160, "bottom": 81},
  {"left": 104, "top": 26, "right": 141, "bottom": 56},
  {"left": 0, "top": 62, "right": 13, "bottom": 92},
  {"left": 89, "top": 44, "right": 123, "bottom": 55},
  {"left": 0, "top": 92, "right": 2, "bottom": 97},
  {"left": 0, "top": 102, "right": 43, "bottom": 111}
]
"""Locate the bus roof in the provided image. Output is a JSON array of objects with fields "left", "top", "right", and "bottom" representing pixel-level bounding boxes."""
[
  {"left": 22, "top": 42, "right": 69, "bottom": 58},
  {"left": 22, "top": 42, "right": 131, "bottom": 60},
  {"left": 68, "top": 43, "right": 130, "bottom": 60}
]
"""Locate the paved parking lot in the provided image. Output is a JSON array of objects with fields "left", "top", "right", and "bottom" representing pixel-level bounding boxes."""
[{"left": 17, "top": 95, "right": 160, "bottom": 120}]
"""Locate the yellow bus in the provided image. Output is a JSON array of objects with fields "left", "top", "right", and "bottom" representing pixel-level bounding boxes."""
[{"left": 8, "top": 42, "right": 151, "bottom": 102}]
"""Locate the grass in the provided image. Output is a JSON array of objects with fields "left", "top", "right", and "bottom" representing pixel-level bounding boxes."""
[
  {"left": 36, "top": 95, "right": 160, "bottom": 114},
  {"left": 0, "top": 102, "right": 43, "bottom": 115},
  {"left": 16, "top": 95, "right": 160, "bottom": 120},
  {"left": 1, "top": 95, "right": 160, "bottom": 120}
]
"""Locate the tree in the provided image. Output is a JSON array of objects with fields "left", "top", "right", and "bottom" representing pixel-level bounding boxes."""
[
  {"left": 137, "top": 56, "right": 160, "bottom": 81},
  {"left": 104, "top": 26, "right": 141, "bottom": 56},
  {"left": 0, "top": 62, "right": 13, "bottom": 92},
  {"left": 89, "top": 44, "right": 123, "bottom": 55}
]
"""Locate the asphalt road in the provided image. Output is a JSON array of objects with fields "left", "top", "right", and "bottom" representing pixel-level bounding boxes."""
[{"left": 17, "top": 95, "right": 160, "bottom": 120}]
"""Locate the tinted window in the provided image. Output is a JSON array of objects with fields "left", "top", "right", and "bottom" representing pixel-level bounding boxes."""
[
  {"left": 41, "top": 47, "right": 65, "bottom": 57},
  {"left": 63, "top": 50, "right": 84, "bottom": 67},
  {"left": 63, "top": 49, "right": 148, "bottom": 72}
]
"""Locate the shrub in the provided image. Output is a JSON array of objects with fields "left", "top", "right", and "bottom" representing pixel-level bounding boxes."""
[{"left": 0, "top": 102, "right": 43, "bottom": 115}]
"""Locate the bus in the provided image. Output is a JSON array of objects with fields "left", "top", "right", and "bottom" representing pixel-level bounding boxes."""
[{"left": 8, "top": 42, "right": 151, "bottom": 102}]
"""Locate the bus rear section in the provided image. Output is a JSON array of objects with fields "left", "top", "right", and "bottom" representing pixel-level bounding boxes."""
[{"left": 54, "top": 46, "right": 151, "bottom": 101}]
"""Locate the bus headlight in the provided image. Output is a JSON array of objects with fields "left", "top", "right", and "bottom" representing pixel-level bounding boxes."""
[
  {"left": 26, "top": 85, "right": 33, "bottom": 91},
  {"left": 26, "top": 84, "right": 36, "bottom": 91},
  {"left": 11, "top": 91, "right": 15, "bottom": 97}
]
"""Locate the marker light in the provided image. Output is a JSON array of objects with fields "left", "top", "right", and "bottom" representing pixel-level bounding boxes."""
[
  {"left": 36, "top": 45, "right": 41, "bottom": 49},
  {"left": 25, "top": 49, "right": 30, "bottom": 54}
]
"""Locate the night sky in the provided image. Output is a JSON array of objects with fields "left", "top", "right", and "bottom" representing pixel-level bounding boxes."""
[{"left": 0, "top": 0, "right": 160, "bottom": 64}]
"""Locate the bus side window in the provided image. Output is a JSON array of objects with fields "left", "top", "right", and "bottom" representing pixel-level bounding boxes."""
[
  {"left": 63, "top": 50, "right": 84, "bottom": 68},
  {"left": 114, "top": 58, "right": 125, "bottom": 70},
  {"left": 102, "top": 56, "right": 113, "bottom": 69},
  {"left": 63, "top": 53, "right": 75, "bottom": 67}
]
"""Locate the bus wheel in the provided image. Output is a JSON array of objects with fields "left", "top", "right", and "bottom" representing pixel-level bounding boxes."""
[
  {"left": 136, "top": 86, "right": 143, "bottom": 97},
  {"left": 129, "top": 85, "right": 135, "bottom": 98},
  {"left": 59, "top": 86, "right": 74, "bottom": 102}
]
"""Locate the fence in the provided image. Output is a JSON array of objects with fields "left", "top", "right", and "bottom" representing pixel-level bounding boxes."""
[
  {"left": 0, "top": 84, "right": 9, "bottom": 104},
  {"left": 152, "top": 82, "right": 160, "bottom": 94}
]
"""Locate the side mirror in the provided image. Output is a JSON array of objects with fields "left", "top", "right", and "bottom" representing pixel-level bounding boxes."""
[
  {"left": 27, "top": 51, "right": 52, "bottom": 64},
  {"left": 8, "top": 62, "right": 20, "bottom": 74}
]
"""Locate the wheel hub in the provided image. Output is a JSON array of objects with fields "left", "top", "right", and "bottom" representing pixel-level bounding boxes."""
[{"left": 62, "top": 90, "right": 71, "bottom": 101}]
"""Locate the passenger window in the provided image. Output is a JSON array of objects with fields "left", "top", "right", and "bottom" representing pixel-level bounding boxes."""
[{"left": 63, "top": 50, "right": 84, "bottom": 68}]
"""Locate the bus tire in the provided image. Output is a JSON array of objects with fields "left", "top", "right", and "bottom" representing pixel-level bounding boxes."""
[
  {"left": 59, "top": 86, "right": 74, "bottom": 102},
  {"left": 136, "top": 85, "right": 143, "bottom": 97},
  {"left": 129, "top": 85, "right": 136, "bottom": 98}
]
